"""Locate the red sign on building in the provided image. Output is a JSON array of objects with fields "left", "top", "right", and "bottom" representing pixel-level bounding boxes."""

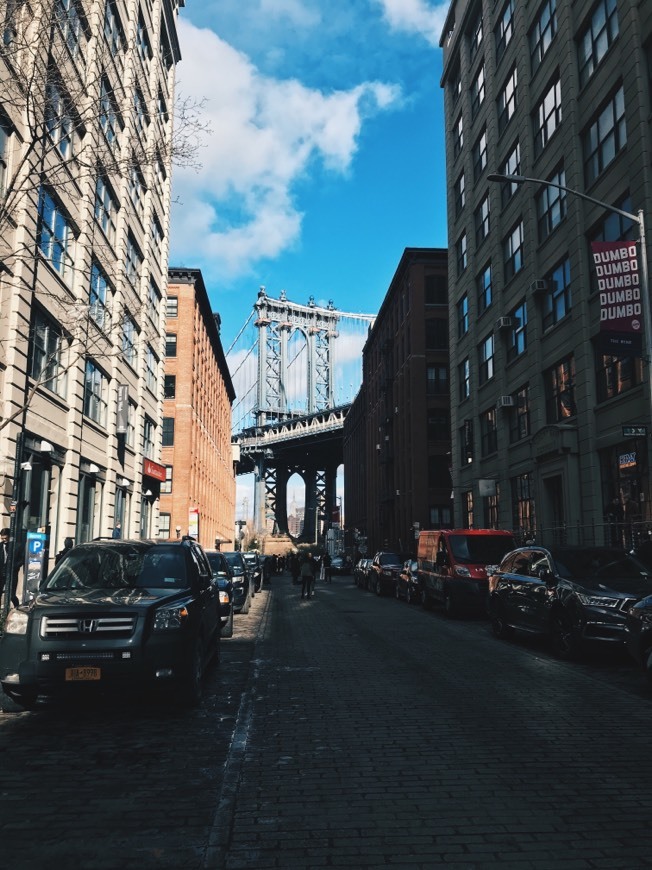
[{"left": 143, "top": 458, "right": 166, "bottom": 482}]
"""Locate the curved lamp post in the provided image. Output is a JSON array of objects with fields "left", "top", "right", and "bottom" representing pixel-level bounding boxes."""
[{"left": 487, "top": 172, "right": 652, "bottom": 420}]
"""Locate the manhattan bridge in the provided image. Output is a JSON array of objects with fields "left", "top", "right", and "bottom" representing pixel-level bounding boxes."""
[{"left": 226, "top": 287, "right": 375, "bottom": 543}]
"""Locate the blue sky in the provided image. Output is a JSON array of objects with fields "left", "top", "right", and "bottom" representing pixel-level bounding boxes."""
[{"left": 169, "top": 0, "right": 451, "bottom": 347}]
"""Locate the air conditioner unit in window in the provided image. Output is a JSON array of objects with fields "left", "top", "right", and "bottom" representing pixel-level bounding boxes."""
[
  {"left": 531, "top": 279, "right": 548, "bottom": 293},
  {"left": 496, "top": 395, "right": 515, "bottom": 408},
  {"left": 494, "top": 316, "right": 513, "bottom": 330}
]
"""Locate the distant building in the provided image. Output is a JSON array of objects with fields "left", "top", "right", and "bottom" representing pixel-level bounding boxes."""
[
  {"left": 440, "top": 0, "right": 652, "bottom": 539},
  {"left": 159, "top": 269, "right": 236, "bottom": 550},
  {"left": 345, "top": 247, "right": 451, "bottom": 556}
]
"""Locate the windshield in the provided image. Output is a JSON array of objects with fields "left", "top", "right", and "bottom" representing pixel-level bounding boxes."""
[
  {"left": 207, "top": 553, "right": 230, "bottom": 578},
  {"left": 554, "top": 549, "right": 649, "bottom": 581},
  {"left": 223, "top": 552, "right": 244, "bottom": 573},
  {"left": 44, "top": 544, "right": 189, "bottom": 591},
  {"left": 448, "top": 534, "right": 516, "bottom": 565},
  {"left": 379, "top": 553, "right": 402, "bottom": 566}
]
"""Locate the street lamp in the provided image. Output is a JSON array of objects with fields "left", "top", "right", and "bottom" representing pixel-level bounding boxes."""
[{"left": 487, "top": 172, "right": 652, "bottom": 418}]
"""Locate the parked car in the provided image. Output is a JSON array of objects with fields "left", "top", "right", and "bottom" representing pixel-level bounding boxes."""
[
  {"left": 417, "top": 528, "right": 516, "bottom": 617},
  {"left": 330, "top": 555, "right": 350, "bottom": 575},
  {"left": 625, "top": 594, "right": 652, "bottom": 683},
  {"left": 488, "top": 545, "right": 652, "bottom": 659},
  {"left": 222, "top": 551, "right": 252, "bottom": 614},
  {"left": 242, "top": 551, "right": 263, "bottom": 592},
  {"left": 205, "top": 550, "right": 234, "bottom": 638},
  {"left": 0, "top": 537, "right": 221, "bottom": 710},
  {"left": 395, "top": 559, "right": 419, "bottom": 603},
  {"left": 354, "top": 558, "right": 371, "bottom": 588},
  {"left": 369, "top": 552, "right": 403, "bottom": 596}
]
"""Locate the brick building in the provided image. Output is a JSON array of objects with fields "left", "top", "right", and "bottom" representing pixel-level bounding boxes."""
[{"left": 159, "top": 269, "right": 236, "bottom": 550}]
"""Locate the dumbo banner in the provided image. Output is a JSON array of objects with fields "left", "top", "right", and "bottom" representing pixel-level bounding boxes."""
[{"left": 592, "top": 240, "right": 642, "bottom": 356}]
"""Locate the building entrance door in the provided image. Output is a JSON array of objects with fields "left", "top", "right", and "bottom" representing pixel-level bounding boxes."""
[{"left": 542, "top": 474, "right": 565, "bottom": 543}]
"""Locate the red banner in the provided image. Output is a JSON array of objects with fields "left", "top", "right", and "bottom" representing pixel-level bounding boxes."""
[
  {"left": 143, "top": 458, "right": 166, "bottom": 482},
  {"left": 592, "top": 240, "right": 642, "bottom": 356}
]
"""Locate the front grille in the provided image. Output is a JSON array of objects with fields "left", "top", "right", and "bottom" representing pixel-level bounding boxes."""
[
  {"left": 50, "top": 651, "right": 121, "bottom": 661},
  {"left": 41, "top": 615, "right": 137, "bottom": 639},
  {"left": 619, "top": 598, "right": 639, "bottom": 613}
]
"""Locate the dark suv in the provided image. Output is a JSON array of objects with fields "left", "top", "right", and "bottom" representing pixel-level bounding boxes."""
[
  {"left": 488, "top": 545, "right": 651, "bottom": 658},
  {"left": 369, "top": 552, "right": 403, "bottom": 596},
  {"left": 222, "top": 551, "right": 252, "bottom": 614},
  {"left": 0, "top": 538, "right": 221, "bottom": 709}
]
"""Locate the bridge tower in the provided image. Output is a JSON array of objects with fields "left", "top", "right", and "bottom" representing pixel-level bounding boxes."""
[{"left": 251, "top": 288, "right": 341, "bottom": 542}]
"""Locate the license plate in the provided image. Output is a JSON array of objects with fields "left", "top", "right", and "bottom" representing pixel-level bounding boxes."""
[{"left": 65, "top": 667, "right": 101, "bottom": 682}]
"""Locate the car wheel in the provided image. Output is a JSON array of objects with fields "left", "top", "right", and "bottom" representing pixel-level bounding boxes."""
[
  {"left": 491, "top": 615, "right": 515, "bottom": 640},
  {"left": 180, "top": 636, "right": 204, "bottom": 707},
  {"left": 375, "top": 578, "right": 382, "bottom": 596},
  {"left": 550, "top": 611, "right": 579, "bottom": 660}
]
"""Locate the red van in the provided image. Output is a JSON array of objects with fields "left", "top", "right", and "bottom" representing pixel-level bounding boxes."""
[{"left": 417, "top": 529, "right": 516, "bottom": 617}]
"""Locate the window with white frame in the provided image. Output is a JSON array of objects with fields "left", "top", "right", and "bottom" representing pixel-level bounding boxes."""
[
  {"left": 582, "top": 85, "right": 626, "bottom": 185},
  {"left": 503, "top": 220, "right": 524, "bottom": 281},
  {"left": 470, "top": 64, "right": 485, "bottom": 118},
  {"left": 457, "top": 294, "right": 469, "bottom": 337},
  {"left": 454, "top": 171, "right": 465, "bottom": 216},
  {"left": 589, "top": 194, "right": 636, "bottom": 246},
  {"left": 427, "top": 365, "right": 448, "bottom": 396},
  {"left": 157, "top": 88, "right": 169, "bottom": 124},
  {"left": 478, "top": 333, "right": 494, "bottom": 384},
  {"left": 480, "top": 407, "right": 498, "bottom": 456},
  {"left": 462, "top": 490, "right": 474, "bottom": 527},
  {"left": 507, "top": 300, "right": 527, "bottom": 362},
  {"left": 89, "top": 261, "right": 110, "bottom": 329},
  {"left": 510, "top": 385, "right": 530, "bottom": 443},
  {"left": 533, "top": 76, "right": 561, "bottom": 156},
  {"left": 472, "top": 127, "right": 487, "bottom": 180},
  {"left": 39, "top": 188, "right": 75, "bottom": 282},
  {"left": 529, "top": 0, "right": 557, "bottom": 74},
  {"left": 126, "top": 400, "right": 136, "bottom": 447},
  {"left": 133, "top": 88, "right": 149, "bottom": 136},
  {"left": 497, "top": 66, "right": 518, "bottom": 133},
  {"left": 0, "top": 120, "right": 11, "bottom": 196},
  {"left": 495, "top": 0, "right": 514, "bottom": 62},
  {"left": 542, "top": 257, "right": 572, "bottom": 330},
  {"left": 29, "top": 308, "right": 66, "bottom": 397},
  {"left": 459, "top": 357, "right": 470, "bottom": 401},
  {"left": 469, "top": 9, "right": 483, "bottom": 59},
  {"left": 511, "top": 473, "right": 536, "bottom": 535},
  {"left": 498, "top": 141, "right": 520, "bottom": 207},
  {"left": 578, "top": 0, "right": 619, "bottom": 88},
  {"left": 104, "top": 0, "right": 124, "bottom": 57},
  {"left": 150, "top": 212, "right": 163, "bottom": 250},
  {"left": 84, "top": 359, "right": 108, "bottom": 426},
  {"left": 136, "top": 13, "right": 151, "bottom": 63},
  {"left": 165, "top": 333, "right": 177, "bottom": 357},
  {"left": 55, "top": 0, "right": 82, "bottom": 56},
  {"left": 544, "top": 354, "right": 576, "bottom": 421},
  {"left": 94, "top": 174, "right": 118, "bottom": 244},
  {"left": 453, "top": 114, "right": 463, "bottom": 158},
  {"left": 536, "top": 166, "right": 566, "bottom": 240},
  {"left": 158, "top": 513, "right": 171, "bottom": 539},
  {"left": 143, "top": 417, "right": 156, "bottom": 458},
  {"left": 45, "top": 81, "right": 74, "bottom": 159},
  {"left": 456, "top": 232, "right": 467, "bottom": 275},
  {"left": 128, "top": 164, "right": 145, "bottom": 212},
  {"left": 149, "top": 278, "right": 161, "bottom": 326},
  {"left": 166, "top": 295, "right": 178, "bottom": 317},
  {"left": 477, "top": 263, "right": 492, "bottom": 314},
  {"left": 475, "top": 194, "right": 490, "bottom": 245},
  {"left": 125, "top": 233, "right": 142, "bottom": 286},
  {"left": 122, "top": 314, "right": 137, "bottom": 366},
  {"left": 100, "top": 78, "right": 121, "bottom": 149},
  {"left": 145, "top": 345, "right": 158, "bottom": 391},
  {"left": 161, "top": 465, "right": 173, "bottom": 493}
]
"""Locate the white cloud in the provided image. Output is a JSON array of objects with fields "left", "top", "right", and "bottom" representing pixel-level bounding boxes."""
[
  {"left": 171, "top": 20, "right": 401, "bottom": 280},
  {"left": 374, "top": 0, "right": 449, "bottom": 47}
]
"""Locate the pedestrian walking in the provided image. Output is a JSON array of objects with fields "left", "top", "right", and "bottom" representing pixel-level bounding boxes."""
[
  {"left": 0, "top": 527, "right": 21, "bottom": 608},
  {"left": 290, "top": 553, "right": 300, "bottom": 585},
  {"left": 322, "top": 552, "right": 332, "bottom": 583},
  {"left": 300, "top": 552, "right": 316, "bottom": 599}
]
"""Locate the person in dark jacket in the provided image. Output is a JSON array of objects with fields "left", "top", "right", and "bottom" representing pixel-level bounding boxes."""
[
  {"left": 55, "top": 537, "right": 74, "bottom": 564},
  {"left": 300, "top": 552, "right": 316, "bottom": 599}
]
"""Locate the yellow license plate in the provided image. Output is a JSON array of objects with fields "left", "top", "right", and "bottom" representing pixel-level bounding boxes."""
[{"left": 65, "top": 667, "right": 101, "bottom": 682}]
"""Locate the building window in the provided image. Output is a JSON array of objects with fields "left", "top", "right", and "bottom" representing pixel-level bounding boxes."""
[
  {"left": 474, "top": 194, "right": 490, "bottom": 245},
  {"left": 430, "top": 506, "right": 453, "bottom": 528},
  {"left": 507, "top": 300, "right": 527, "bottom": 362},
  {"left": 166, "top": 296, "right": 178, "bottom": 318},
  {"left": 39, "top": 188, "right": 75, "bottom": 282},
  {"left": 497, "top": 66, "right": 518, "bottom": 133},
  {"left": 486, "top": 488, "right": 500, "bottom": 529},
  {"left": 29, "top": 309, "right": 66, "bottom": 396},
  {"left": 449, "top": 67, "right": 461, "bottom": 106},
  {"left": 149, "top": 279, "right": 161, "bottom": 328},
  {"left": 427, "top": 365, "right": 448, "bottom": 396},
  {"left": 125, "top": 233, "right": 142, "bottom": 287},
  {"left": 426, "top": 319, "right": 448, "bottom": 350},
  {"left": 469, "top": 10, "right": 483, "bottom": 60},
  {"left": 145, "top": 345, "right": 158, "bottom": 391},
  {"left": 578, "top": 0, "right": 619, "bottom": 88},
  {"left": 453, "top": 114, "right": 464, "bottom": 159},
  {"left": 542, "top": 257, "right": 571, "bottom": 330},
  {"left": 94, "top": 175, "right": 118, "bottom": 245},
  {"left": 84, "top": 359, "right": 108, "bottom": 426},
  {"left": 511, "top": 473, "right": 536, "bottom": 535},
  {"left": 536, "top": 166, "right": 566, "bottom": 240},
  {"left": 480, "top": 408, "right": 498, "bottom": 456},
  {"left": 457, "top": 295, "right": 469, "bottom": 337},
  {"left": 128, "top": 165, "right": 146, "bottom": 213},
  {"left": 150, "top": 212, "right": 163, "bottom": 250},
  {"left": 157, "top": 88, "right": 169, "bottom": 125},
  {"left": 133, "top": 88, "right": 149, "bottom": 136},
  {"left": 158, "top": 513, "right": 171, "bottom": 539},
  {"left": 122, "top": 315, "right": 137, "bottom": 366},
  {"left": 530, "top": 0, "right": 557, "bottom": 73},
  {"left": 533, "top": 76, "right": 561, "bottom": 156},
  {"left": 89, "top": 261, "right": 110, "bottom": 330},
  {"left": 470, "top": 64, "right": 485, "bottom": 118},
  {"left": 477, "top": 263, "right": 492, "bottom": 314},
  {"left": 456, "top": 232, "right": 467, "bottom": 275},
  {"left": 143, "top": 417, "right": 156, "bottom": 459},
  {"left": 428, "top": 410, "right": 450, "bottom": 441},
  {"left": 459, "top": 358, "right": 470, "bottom": 401},
  {"left": 495, "top": 0, "right": 514, "bottom": 62},
  {"left": 100, "top": 78, "right": 121, "bottom": 149},
  {"left": 462, "top": 490, "right": 474, "bottom": 528},
  {"left": 0, "top": 120, "right": 11, "bottom": 196},
  {"left": 164, "top": 374, "right": 176, "bottom": 399},
  {"left": 161, "top": 465, "right": 173, "bottom": 494},
  {"left": 595, "top": 352, "right": 643, "bottom": 402},
  {"left": 472, "top": 127, "right": 487, "bottom": 180},
  {"left": 425, "top": 274, "right": 447, "bottom": 304},
  {"left": 165, "top": 333, "right": 177, "bottom": 357},
  {"left": 589, "top": 194, "right": 636, "bottom": 245},
  {"left": 509, "top": 385, "right": 530, "bottom": 443},
  {"left": 461, "top": 420, "right": 474, "bottom": 466},
  {"left": 45, "top": 81, "right": 74, "bottom": 158},
  {"left": 582, "top": 85, "right": 626, "bottom": 186},
  {"left": 104, "top": 1, "right": 123, "bottom": 55},
  {"left": 454, "top": 172, "right": 465, "bottom": 216},
  {"left": 478, "top": 333, "right": 494, "bottom": 384},
  {"left": 503, "top": 220, "right": 524, "bottom": 281},
  {"left": 136, "top": 13, "right": 151, "bottom": 63},
  {"left": 55, "top": 0, "right": 82, "bottom": 56},
  {"left": 545, "top": 355, "right": 576, "bottom": 421},
  {"left": 498, "top": 141, "right": 520, "bottom": 207},
  {"left": 126, "top": 401, "right": 136, "bottom": 448},
  {"left": 162, "top": 417, "right": 175, "bottom": 447}
]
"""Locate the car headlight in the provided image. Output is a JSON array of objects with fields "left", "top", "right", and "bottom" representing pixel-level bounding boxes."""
[
  {"left": 4, "top": 609, "right": 29, "bottom": 635},
  {"left": 454, "top": 567, "right": 471, "bottom": 577},
  {"left": 153, "top": 604, "right": 189, "bottom": 631},
  {"left": 219, "top": 590, "right": 230, "bottom": 605},
  {"left": 577, "top": 593, "right": 619, "bottom": 608}
]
